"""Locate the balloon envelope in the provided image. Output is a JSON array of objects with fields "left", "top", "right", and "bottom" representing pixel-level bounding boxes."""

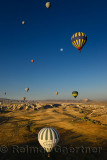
[
  {"left": 25, "top": 88, "right": 29, "bottom": 92},
  {"left": 45, "top": 2, "right": 51, "bottom": 8},
  {"left": 60, "top": 48, "right": 63, "bottom": 52},
  {"left": 22, "top": 97, "right": 26, "bottom": 101},
  {"left": 22, "top": 21, "right": 25, "bottom": 24},
  {"left": 72, "top": 91, "right": 78, "bottom": 98},
  {"left": 31, "top": 59, "right": 34, "bottom": 63},
  {"left": 38, "top": 127, "right": 59, "bottom": 153},
  {"left": 71, "top": 32, "right": 87, "bottom": 52},
  {"left": 56, "top": 92, "right": 58, "bottom": 95}
]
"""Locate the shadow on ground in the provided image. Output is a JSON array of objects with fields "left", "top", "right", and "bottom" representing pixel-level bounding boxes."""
[
  {"left": 53, "top": 104, "right": 61, "bottom": 108},
  {"left": 0, "top": 139, "right": 106, "bottom": 160},
  {"left": 0, "top": 110, "right": 11, "bottom": 114},
  {"left": 0, "top": 116, "right": 12, "bottom": 125}
]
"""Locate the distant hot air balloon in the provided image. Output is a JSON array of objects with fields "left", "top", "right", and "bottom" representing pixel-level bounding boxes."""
[
  {"left": 22, "top": 21, "right": 25, "bottom": 25},
  {"left": 38, "top": 127, "right": 60, "bottom": 157},
  {"left": 25, "top": 88, "right": 29, "bottom": 92},
  {"left": 71, "top": 32, "right": 87, "bottom": 52},
  {"left": 72, "top": 91, "right": 78, "bottom": 98},
  {"left": 60, "top": 48, "right": 63, "bottom": 52},
  {"left": 45, "top": 2, "right": 51, "bottom": 8},
  {"left": 22, "top": 97, "right": 26, "bottom": 101},
  {"left": 31, "top": 59, "right": 34, "bottom": 63},
  {"left": 56, "top": 92, "right": 58, "bottom": 95},
  {"left": 4, "top": 92, "right": 6, "bottom": 95}
]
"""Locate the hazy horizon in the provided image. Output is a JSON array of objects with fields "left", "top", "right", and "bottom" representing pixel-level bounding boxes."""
[{"left": 0, "top": 97, "right": 107, "bottom": 102}]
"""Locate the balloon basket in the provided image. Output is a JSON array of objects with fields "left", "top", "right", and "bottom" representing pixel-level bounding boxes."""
[{"left": 48, "top": 153, "right": 50, "bottom": 158}]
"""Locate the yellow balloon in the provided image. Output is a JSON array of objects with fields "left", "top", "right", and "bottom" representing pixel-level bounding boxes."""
[
  {"left": 22, "top": 21, "right": 25, "bottom": 25},
  {"left": 56, "top": 92, "right": 58, "bottom": 95},
  {"left": 45, "top": 2, "right": 51, "bottom": 8}
]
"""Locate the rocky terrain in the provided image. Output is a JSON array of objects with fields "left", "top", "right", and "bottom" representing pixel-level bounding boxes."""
[{"left": 0, "top": 101, "right": 107, "bottom": 160}]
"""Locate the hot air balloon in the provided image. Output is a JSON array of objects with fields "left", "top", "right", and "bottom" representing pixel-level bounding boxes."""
[
  {"left": 31, "top": 59, "right": 34, "bottom": 63},
  {"left": 22, "top": 97, "right": 26, "bottom": 101},
  {"left": 56, "top": 92, "right": 58, "bottom": 95},
  {"left": 71, "top": 32, "right": 87, "bottom": 52},
  {"left": 72, "top": 91, "right": 78, "bottom": 98},
  {"left": 25, "top": 88, "right": 29, "bottom": 92},
  {"left": 38, "top": 127, "right": 60, "bottom": 157},
  {"left": 60, "top": 48, "right": 63, "bottom": 52},
  {"left": 22, "top": 21, "right": 25, "bottom": 25},
  {"left": 4, "top": 92, "right": 6, "bottom": 95},
  {"left": 45, "top": 2, "right": 51, "bottom": 8}
]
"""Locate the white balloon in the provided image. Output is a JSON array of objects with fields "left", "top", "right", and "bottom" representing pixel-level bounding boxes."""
[
  {"left": 25, "top": 88, "right": 29, "bottom": 92},
  {"left": 60, "top": 48, "right": 63, "bottom": 52},
  {"left": 38, "top": 127, "right": 59, "bottom": 153}
]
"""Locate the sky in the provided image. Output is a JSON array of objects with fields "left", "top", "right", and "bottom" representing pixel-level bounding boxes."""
[{"left": 0, "top": 0, "right": 107, "bottom": 100}]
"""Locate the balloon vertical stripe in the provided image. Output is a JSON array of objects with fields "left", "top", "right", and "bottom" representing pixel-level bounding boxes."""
[{"left": 49, "top": 129, "right": 53, "bottom": 140}]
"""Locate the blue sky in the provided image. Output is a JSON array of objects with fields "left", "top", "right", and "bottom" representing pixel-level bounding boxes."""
[{"left": 0, "top": 0, "right": 107, "bottom": 100}]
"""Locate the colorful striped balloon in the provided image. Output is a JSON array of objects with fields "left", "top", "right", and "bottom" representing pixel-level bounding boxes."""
[{"left": 71, "top": 32, "right": 87, "bottom": 52}]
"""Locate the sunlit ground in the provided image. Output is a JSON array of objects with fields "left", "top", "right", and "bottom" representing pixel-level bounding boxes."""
[{"left": 0, "top": 101, "right": 107, "bottom": 160}]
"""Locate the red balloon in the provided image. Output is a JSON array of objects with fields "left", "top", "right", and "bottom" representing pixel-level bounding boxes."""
[{"left": 31, "top": 59, "right": 34, "bottom": 63}]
